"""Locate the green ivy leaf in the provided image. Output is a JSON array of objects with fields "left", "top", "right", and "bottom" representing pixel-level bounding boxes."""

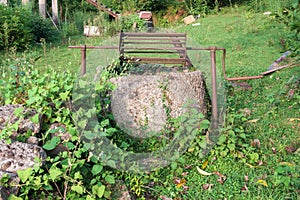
[
  {"left": 59, "top": 91, "right": 69, "bottom": 101},
  {"left": 71, "top": 185, "right": 84, "bottom": 194},
  {"left": 107, "top": 160, "right": 116, "bottom": 168},
  {"left": 91, "top": 165, "right": 103, "bottom": 176},
  {"left": 105, "top": 175, "right": 115, "bottom": 184},
  {"left": 217, "top": 134, "right": 227, "bottom": 145},
  {"left": 27, "top": 87, "right": 38, "bottom": 98},
  {"left": 17, "top": 168, "right": 32, "bottom": 183},
  {"left": 13, "top": 107, "right": 24, "bottom": 116},
  {"left": 85, "top": 131, "right": 97, "bottom": 140},
  {"left": 86, "top": 195, "right": 95, "bottom": 200},
  {"left": 66, "top": 142, "right": 76, "bottom": 150},
  {"left": 74, "top": 172, "right": 83, "bottom": 180},
  {"left": 200, "top": 119, "right": 210, "bottom": 130},
  {"left": 43, "top": 136, "right": 60, "bottom": 150},
  {"left": 7, "top": 194, "right": 23, "bottom": 200},
  {"left": 228, "top": 143, "right": 235, "bottom": 151},
  {"left": 49, "top": 167, "right": 62, "bottom": 180},
  {"left": 30, "top": 113, "right": 39, "bottom": 124},
  {"left": 92, "top": 185, "right": 105, "bottom": 198}
]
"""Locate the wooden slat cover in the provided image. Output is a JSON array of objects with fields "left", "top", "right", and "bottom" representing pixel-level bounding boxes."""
[
  {"left": 126, "top": 57, "right": 186, "bottom": 64},
  {"left": 119, "top": 32, "right": 189, "bottom": 66},
  {"left": 122, "top": 32, "right": 186, "bottom": 37}
]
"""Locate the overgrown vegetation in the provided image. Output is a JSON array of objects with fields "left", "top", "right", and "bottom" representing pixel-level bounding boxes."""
[
  {"left": 0, "top": 4, "right": 59, "bottom": 50},
  {"left": 0, "top": 0, "right": 299, "bottom": 199}
]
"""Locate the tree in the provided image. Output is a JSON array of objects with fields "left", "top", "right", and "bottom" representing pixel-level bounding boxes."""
[
  {"left": 138, "top": 0, "right": 170, "bottom": 11},
  {"left": 52, "top": 0, "right": 58, "bottom": 24},
  {"left": 39, "top": 0, "right": 46, "bottom": 18}
]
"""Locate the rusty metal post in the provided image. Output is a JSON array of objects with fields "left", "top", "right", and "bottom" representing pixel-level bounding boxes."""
[
  {"left": 210, "top": 47, "right": 218, "bottom": 128},
  {"left": 81, "top": 45, "right": 86, "bottom": 76}
]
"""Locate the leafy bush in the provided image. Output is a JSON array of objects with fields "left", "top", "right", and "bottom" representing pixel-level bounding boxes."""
[
  {"left": 137, "top": 0, "right": 170, "bottom": 11},
  {"left": 0, "top": 5, "right": 59, "bottom": 50},
  {"left": 268, "top": 0, "right": 300, "bottom": 54},
  {"left": 30, "top": 14, "right": 60, "bottom": 43},
  {"left": 248, "top": 0, "right": 297, "bottom": 12},
  {"left": 0, "top": 5, "right": 33, "bottom": 50},
  {"left": 184, "top": 0, "right": 211, "bottom": 15},
  {"left": 120, "top": 15, "right": 145, "bottom": 31}
]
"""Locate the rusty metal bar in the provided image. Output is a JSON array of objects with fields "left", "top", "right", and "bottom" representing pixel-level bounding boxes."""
[
  {"left": 189, "top": 46, "right": 264, "bottom": 81},
  {"left": 68, "top": 45, "right": 118, "bottom": 76},
  {"left": 187, "top": 47, "right": 226, "bottom": 51},
  {"left": 226, "top": 76, "right": 264, "bottom": 81},
  {"left": 119, "top": 32, "right": 124, "bottom": 55},
  {"left": 81, "top": 45, "right": 86, "bottom": 76},
  {"left": 69, "top": 45, "right": 118, "bottom": 49},
  {"left": 210, "top": 47, "right": 218, "bottom": 128}
]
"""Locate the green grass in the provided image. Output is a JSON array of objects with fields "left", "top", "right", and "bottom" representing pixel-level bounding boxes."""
[
  {"left": 0, "top": 5, "right": 299, "bottom": 200},
  {"left": 160, "top": 6, "right": 299, "bottom": 199}
]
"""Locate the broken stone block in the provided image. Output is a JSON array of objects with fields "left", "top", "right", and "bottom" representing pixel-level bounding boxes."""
[
  {"left": 110, "top": 69, "right": 208, "bottom": 138},
  {"left": 0, "top": 171, "right": 19, "bottom": 200},
  {"left": 0, "top": 104, "right": 41, "bottom": 135},
  {"left": 183, "top": 15, "right": 196, "bottom": 25},
  {"left": 0, "top": 140, "right": 46, "bottom": 173}
]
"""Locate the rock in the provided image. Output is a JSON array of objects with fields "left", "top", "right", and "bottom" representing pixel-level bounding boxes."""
[
  {"left": 0, "top": 171, "right": 19, "bottom": 200},
  {"left": 0, "top": 104, "right": 41, "bottom": 135},
  {"left": 0, "top": 140, "right": 46, "bottom": 173},
  {"left": 110, "top": 69, "right": 208, "bottom": 138},
  {"left": 26, "top": 136, "right": 39, "bottom": 145},
  {"left": 111, "top": 182, "right": 133, "bottom": 200},
  {"left": 183, "top": 15, "right": 196, "bottom": 25}
]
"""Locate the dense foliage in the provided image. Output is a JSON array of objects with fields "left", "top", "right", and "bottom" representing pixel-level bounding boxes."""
[{"left": 0, "top": 5, "right": 59, "bottom": 50}]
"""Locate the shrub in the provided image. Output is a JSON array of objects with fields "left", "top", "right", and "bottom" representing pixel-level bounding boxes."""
[
  {"left": 30, "top": 14, "right": 60, "bottom": 43},
  {"left": 0, "top": 5, "right": 33, "bottom": 50},
  {"left": 184, "top": 0, "right": 211, "bottom": 15},
  {"left": 120, "top": 15, "right": 145, "bottom": 31},
  {"left": 0, "top": 5, "right": 60, "bottom": 50}
]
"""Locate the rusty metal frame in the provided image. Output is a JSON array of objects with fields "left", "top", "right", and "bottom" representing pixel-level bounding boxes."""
[
  {"left": 187, "top": 46, "right": 226, "bottom": 125},
  {"left": 69, "top": 38, "right": 226, "bottom": 128},
  {"left": 69, "top": 45, "right": 118, "bottom": 76}
]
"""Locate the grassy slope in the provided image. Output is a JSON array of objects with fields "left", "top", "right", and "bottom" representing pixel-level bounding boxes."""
[{"left": 162, "top": 7, "right": 300, "bottom": 199}]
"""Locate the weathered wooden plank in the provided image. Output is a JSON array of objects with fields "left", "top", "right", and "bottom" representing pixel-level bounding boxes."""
[
  {"left": 121, "top": 47, "right": 186, "bottom": 51},
  {"left": 126, "top": 57, "right": 186, "bottom": 64},
  {"left": 122, "top": 32, "right": 186, "bottom": 37},
  {"left": 122, "top": 37, "right": 186, "bottom": 41},
  {"left": 124, "top": 41, "right": 186, "bottom": 45},
  {"left": 124, "top": 50, "right": 185, "bottom": 54}
]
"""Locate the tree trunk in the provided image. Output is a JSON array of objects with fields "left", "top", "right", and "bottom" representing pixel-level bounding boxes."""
[
  {"left": 22, "top": 0, "right": 29, "bottom": 4},
  {"left": 59, "top": 0, "right": 63, "bottom": 22},
  {"left": 52, "top": 0, "right": 59, "bottom": 25},
  {"left": 39, "top": 0, "right": 46, "bottom": 18},
  {"left": 0, "top": 0, "right": 7, "bottom": 6}
]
